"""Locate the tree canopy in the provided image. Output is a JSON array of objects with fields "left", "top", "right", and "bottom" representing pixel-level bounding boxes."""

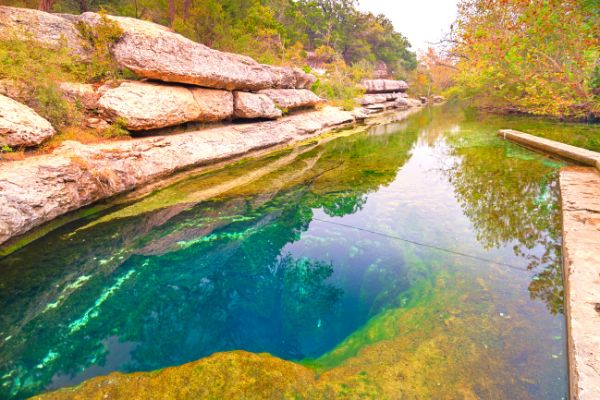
[
  {"left": 9, "top": 0, "right": 416, "bottom": 73},
  {"left": 438, "top": 0, "right": 599, "bottom": 120}
]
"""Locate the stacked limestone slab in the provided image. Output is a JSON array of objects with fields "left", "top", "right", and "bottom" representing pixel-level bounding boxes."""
[
  {"left": 357, "top": 79, "right": 419, "bottom": 113},
  {"left": 360, "top": 79, "right": 409, "bottom": 94},
  {"left": 0, "top": 6, "right": 324, "bottom": 144}
]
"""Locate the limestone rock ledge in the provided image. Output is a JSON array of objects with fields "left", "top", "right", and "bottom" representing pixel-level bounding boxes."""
[
  {"left": 360, "top": 79, "right": 409, "bottom": 94},
  {"left": 97, "top": 81, "right": 234, "bottom": 130},
  {"left": 258, "top": 89, "right": 324, "bottom": 110},
  {"left": 78, "top": 11, "right": 315, "bottom": 91},
  {"left": 0, "top": 107, "right": 354, "bottom": 245},
  {"left": 0, "top": 6, "right": 89, "bottom": 58},
  {"left": 233, "top": 91, "right": 282, "bottom": 120},
  {"left": 0, "top": 94, "right": 56, "bottom": 147}
]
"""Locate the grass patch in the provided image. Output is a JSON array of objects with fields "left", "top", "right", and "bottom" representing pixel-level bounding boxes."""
[
  {"left": 0, "top": 15, "right": 131, "bottom": 148},
  {"left": 311, "top": 61, "right": 369, "bottom": 111}
]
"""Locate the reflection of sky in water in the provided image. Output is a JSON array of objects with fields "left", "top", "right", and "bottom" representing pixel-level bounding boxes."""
[{"left": 0, "top": 106, "right": 570, "bottom": 399}]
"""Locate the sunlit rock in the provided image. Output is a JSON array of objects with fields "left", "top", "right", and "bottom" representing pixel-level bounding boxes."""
[
  {"left": 0, "top": 94, "right": 55, "bottom": 147},
  {"left": 0, "top": 6, "right": 89, "bottom": 58},
  {"left": 78, "top": 12, "right": 316, "bottom": 91},
  {"left": 258, "top": 89, "right": 324, "bottom": 110},
  {"left": 360, "top": 79, "right": 408, "bottom": 94},
  {"left": 233, "top": 91, "right": 282, "bottom": 119},
  {"left": 58, "top": 82, "right": 99, "bottom": 109}
]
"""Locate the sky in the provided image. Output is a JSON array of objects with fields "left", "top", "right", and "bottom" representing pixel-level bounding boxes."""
[{"left": 357, "top": 0, "right": 460, "bottom": 53}]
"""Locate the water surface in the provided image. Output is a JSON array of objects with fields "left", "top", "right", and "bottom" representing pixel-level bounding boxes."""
[{"left": 0, "top": 105, "right": 575, "bottom": 398}]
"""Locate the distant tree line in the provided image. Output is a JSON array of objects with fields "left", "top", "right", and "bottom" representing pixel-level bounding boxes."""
[
  {"left": 7, "top": 0, "right": 416, "bottom": 74},
  {"left": 414, "top": 0, "right": 599, "bottom": 120}
]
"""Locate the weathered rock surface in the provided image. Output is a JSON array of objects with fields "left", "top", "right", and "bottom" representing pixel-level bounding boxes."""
[
  {"left": 97, "top": 81, "right": 233, "bottom": 130},
  {"left": 0, "top": 107, "right": 355, "bottom": 245},
  {"left": 0, "top": 79, "right": 25, "bottom": 99},
  {"left": 98, "top": 81, "right": 201, "bottom": 130},
  {"left": 361, "top": 79, "right": 408, "bottom": 93},
  {"left": 406, "top": 98, "right": 423, "bottom": 108},
  {"left": 0, "top": 6, "right": 89, "bottom": 57},
  {"left": 262, "top": 67, "right": 316, "bottom": 89},
  {"left": 360, "top": 93, "right": 404, "bottom": 106},
  {"left": 0, "top": 94, "right": 55, "bottom": 147},
  {"left": 259, "top": 89, "right": 324, "bottom": 110},
  {"left": 293, "top": 68, "right": 318, "bottom": 89},
  {"left": 78, "top": 12, "right": 315, "bottom": 91},
  {"left": 560, "top": 167, "right": 600, "bottom": 400},
  {"left": 233, "top": 92, "right": 282, "bottom": 119},
  {"left": 58, "top": 82, "right": 99, "bottom": 109},
  {"left": 190, "top": 87, "right": 234, "bottom": 122}
]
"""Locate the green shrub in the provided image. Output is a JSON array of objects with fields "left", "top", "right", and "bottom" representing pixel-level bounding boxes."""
[
  {"left": 0, "top": 36, "right": 87, "bottom": 128},
  {"left": 312, "top": 60, "right": 368, "bottom": 111},
  {"left": 76, "top": 11, "right": 124, "bottom": 81},
  {"left": 103, "top": 117, "right": 130, "bottom": 138}
]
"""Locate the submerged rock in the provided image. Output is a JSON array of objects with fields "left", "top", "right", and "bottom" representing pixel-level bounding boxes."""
[
  {"left": 258, "top": 89, "right": 324, "bottom": 110},
  {"left": 0, "top": 6, "right": 89, "bottom": 58},
  {"left": 361, "top": 79, "right": 408, "bottom": 94},
  {"left": 233, "top": 91, "right": 282, "bottom": 119},
  {"left": 0, "top": 94, "right": 55, "bottom": 147}
]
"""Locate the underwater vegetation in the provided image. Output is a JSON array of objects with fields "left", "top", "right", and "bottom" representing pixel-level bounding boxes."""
[{"left": 0, "top": 105, "right": 572, "bottom": 399}]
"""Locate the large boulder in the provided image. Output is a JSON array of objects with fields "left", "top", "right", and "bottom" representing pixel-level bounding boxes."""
[
  {"left": 98, "top": 81, "right": 232, "bottom": 130},
  {"left": 189, "top": 88, "right": 234, "bottom": 122},
  {"left": 293, "top": 69, "right": 317, "bottom": 89},
  {"left": 78, "top": 12, "right": 315, "bottom": 91},
  {"left": 258, "top": 89, "right": 324, "bottom": 110},
  {"left": 58, "top": 82, "right": 100, "bottom": 109},
  {"left": 233, "top": 92, "right": 282, "bottom": 120},
  {"left": 361, "top": 79, "right": 408, "bottom": 93},
  {"left": 0, "top": 94, "right": 55, "bottom": 147},
  {"left": 0, "top": 6, "right": 89, "bottom": 58}
]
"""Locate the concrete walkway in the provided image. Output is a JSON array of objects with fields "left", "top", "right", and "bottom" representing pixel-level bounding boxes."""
[
  {"left": 499, "top": 129, "right": 600, "bottom": 399},
  {"left": 499, "top": 129, "right": 600, "bottom": 169},
  {"left": 561, "top": 167, "right": 600, "bottom": 400}
]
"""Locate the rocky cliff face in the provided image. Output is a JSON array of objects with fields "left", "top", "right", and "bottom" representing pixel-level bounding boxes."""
[
  {"left": 0, "top": 94, "right": 56, "bottom": 147},
  {"left": 0, "top": 107, "right": 356, "bottom": 246},
  {"left": 0, "top": 6, "right": 323, "bottom": 137},
  {"left": 0, "top": 6, "right": 422, "bottom": 246},
  {"left": 0, "top": 6, "right": 89, "bottom": 57},
  {"left": 360, "top": 79, "right": 409, "bottom": 94}
]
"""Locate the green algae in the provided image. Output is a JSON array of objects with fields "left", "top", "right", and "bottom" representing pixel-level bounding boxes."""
[
  {"left": 32, "top": 263, "right": 564, "bottom": 399},
  {"left": 0, "top": 105, "right": 578, "bottom": 399}
]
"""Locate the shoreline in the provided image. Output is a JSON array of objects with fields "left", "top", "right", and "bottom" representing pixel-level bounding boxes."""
[{"left": 0, "top": 106, "right": 422, "bottom": 255}]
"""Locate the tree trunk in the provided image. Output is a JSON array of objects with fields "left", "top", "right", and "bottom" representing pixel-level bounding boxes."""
[
  {"left": 77, "top": 0, "right": 89, "bottom": 13},
  {"left": 38, "top": 0, "right": 55, "bottom": 12},
  {"left": 183, "top": 0, "right": 192, "bottom": 20},
  {"left": 167, "top": 0, "right": 176, "bottom": 26}
]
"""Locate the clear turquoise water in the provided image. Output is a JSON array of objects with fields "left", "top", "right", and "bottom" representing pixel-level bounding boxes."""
[{"left": 0, "top": 105, "right": 583, "bottom": 398}]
